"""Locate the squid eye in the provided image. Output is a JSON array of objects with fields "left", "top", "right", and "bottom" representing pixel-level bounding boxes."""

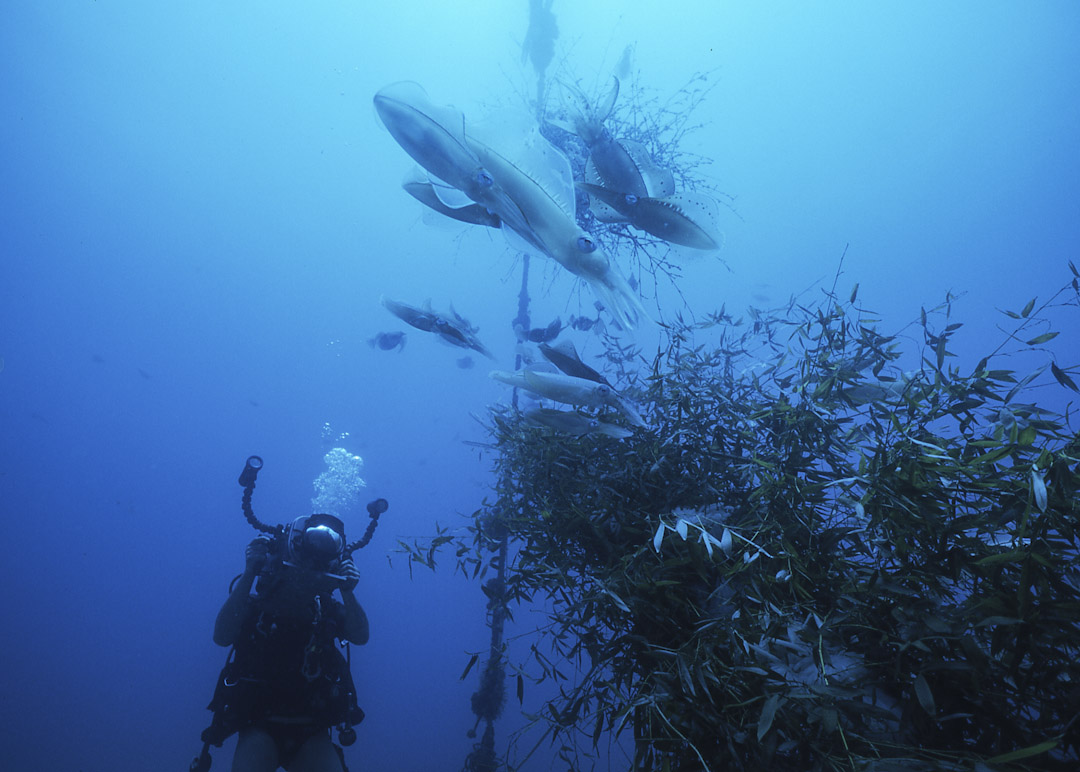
[
  {"left": 624, "top": 194, "right": 638, "bottom": 205},
  {"left": 476, "top": 169, "right": 494, "bottom": 188},
  {"left": 576, "top": 235, "right": 597, "bottom": 253}
]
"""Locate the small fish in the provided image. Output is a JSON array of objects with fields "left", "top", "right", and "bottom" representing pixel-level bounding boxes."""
[
  {"left": 516, "top": 317, "right": 563, "bottom": 344},
  {"left": 568, "top": 315, "right": 600, "bottom": 332},
  {"left": 368, "top": 331, "right": 407, "bottom": 352},
  {"left": 527, "top": 317, "right": 563, "bottom": 343},
  {"left": 456, "top": 356, "right": 475, "bottom": 369}
]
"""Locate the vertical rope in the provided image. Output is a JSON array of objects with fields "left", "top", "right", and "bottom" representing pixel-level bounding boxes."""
[
  {"left": 464, "top": 253, "right": 530, "bottom": 772},
  {"left": 511, "top": 253, "right": 531, "bottom": 410}
]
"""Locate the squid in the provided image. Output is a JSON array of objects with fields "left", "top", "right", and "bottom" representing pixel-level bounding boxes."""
[
  {"left": 373, "top": 81, "right": 523, "bottom": 227},
  {"left": 382, "top": 297, "right": 494, "bottom": 359},
  {"left": 489, "top": 368, "right": 645, "bottom": 428},
  {"left": 465, "top": 124, "right": 648, "bottom": 330},
  {"left": 524, "top": 407, "right": 634, "bottom": 439}
]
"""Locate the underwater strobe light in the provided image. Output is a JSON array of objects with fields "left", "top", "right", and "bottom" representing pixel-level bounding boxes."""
[{"left": 238, "top": 455, "right": 263, "bottom": 487}]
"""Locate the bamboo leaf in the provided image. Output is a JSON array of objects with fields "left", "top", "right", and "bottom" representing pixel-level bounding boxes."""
[
  {"left": 1021, "top": 297, "right": 1036, "bottom": 317},
  {"left": 460, "top": 653, "right": 479, "bottom": 681},
  {"left": 914, "top": 673, "right": 936, "bottom": 715},
  {"left": 1051, "top": 362, "right": 1079, "bottom": 392},
  {"left": 986, "top": 739, "right": 1059, "bottom": 764},
  {"left": 517, "top": 673, "right": 524, "bottom": 705},
  {"left": 719, "top": 528, "right": 733, "bottom": 555},
  {"left": 1025, "top": 331, "right": 1058, "bottom": 345},
  {"left": 1031, "top": 469, "right": 1048, "bottom": 513},
  {"left": 653, "top": 523, "right": 665, "bottom": 553},
  {"left": 603, "top": 588, "right": 631, "bottom": 613},
  {"left": 757, "top": 694, "right": 781, "bottom": 741},
  {"left": 675, "top": 518, "right": 689, "bottom": 540},
  {"left": 677, "top": 655, "right": 697, "bottom": 697},
  {"left": 974, "top": 551, "right": 1025, "bottom": 566}
]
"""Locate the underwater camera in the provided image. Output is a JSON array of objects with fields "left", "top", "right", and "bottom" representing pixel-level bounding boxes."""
[
  {"left": 236, "top": 455, "right": 390, "bottom": 575},
  {"left": 281, "top": 513, "right": 348, "bottom": 577}
]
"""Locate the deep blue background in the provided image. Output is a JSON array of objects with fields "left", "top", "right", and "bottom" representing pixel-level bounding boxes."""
[{"left": 1, "top": 2, "right": 1077, "bottom": 770}]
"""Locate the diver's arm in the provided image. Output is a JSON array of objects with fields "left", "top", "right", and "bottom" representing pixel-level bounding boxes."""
[
  {"left": 213, "top": 538, "right": 268, "bottom": 647},
  {"left": 213, "top": 571, "right": 255, "bottom": 646},
  {"left": 341, "top": 589, "right": 370, "bottom": 645},
  {"left": 337, "top": 558, "right": 369, "bottom": 645}
]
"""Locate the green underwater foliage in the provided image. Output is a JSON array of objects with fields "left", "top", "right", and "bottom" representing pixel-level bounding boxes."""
[{"left": 406, "top": 273, "right": 1080, "bottom": 771}]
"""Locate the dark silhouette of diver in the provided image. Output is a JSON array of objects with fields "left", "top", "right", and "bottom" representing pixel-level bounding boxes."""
[{"left": 191, "top": 457, "right": 386, "bottom": 772}]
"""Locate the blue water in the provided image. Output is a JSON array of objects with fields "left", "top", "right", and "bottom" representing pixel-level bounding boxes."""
[{"left": 1, "top": 2, "right": 1077, "bottom": 770}]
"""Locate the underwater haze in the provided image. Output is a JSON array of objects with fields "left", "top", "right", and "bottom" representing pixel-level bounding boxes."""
[{"left": 1, "top": 2, "right": 1078, "bottom": 771}]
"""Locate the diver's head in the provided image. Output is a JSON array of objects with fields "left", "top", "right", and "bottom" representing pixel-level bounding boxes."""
[{"left": 287, "top": 513, "right": 346, "bottom": 569}]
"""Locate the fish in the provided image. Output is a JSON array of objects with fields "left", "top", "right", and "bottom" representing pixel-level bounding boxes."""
[
  {"left": 368, "top": 332, "right": 407, "bottom": 352},
  {"left": 529, "top": 318, "right": 563, "bottom": 343},
  {"left": 515, "top": 317, "right": 563, "bottom": 344},
  {"left": 842, "top": 371, "right": 928, "bottom": 406},
  {"left": 568, "top": 314, "right": 602, "bottom": 333},
  {"left": 382, "top": 297, "right": 494, "bottom": 359},
  {"left": 490, "top": 368, "right": 645, "bottom": 427}
]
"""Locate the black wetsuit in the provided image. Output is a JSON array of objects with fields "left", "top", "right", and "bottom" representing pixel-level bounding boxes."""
[{"left": 202, "top": 570, "right": 362, "bottom": 767}]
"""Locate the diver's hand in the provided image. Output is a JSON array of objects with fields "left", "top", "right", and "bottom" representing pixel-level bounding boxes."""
[
  {"left": 337, "top": 558, "right": 360, "bottom": 593},
  {"left": 245, "top": 536, "right": 271, "bottom": 574}
]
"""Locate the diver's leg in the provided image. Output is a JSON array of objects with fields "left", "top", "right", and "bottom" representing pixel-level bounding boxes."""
[
  {"left": 231, "top": 728, "right": 280, "bottom": 772},
  {"left": 290, "top": 732, "right": 345, "bottom": 772}
]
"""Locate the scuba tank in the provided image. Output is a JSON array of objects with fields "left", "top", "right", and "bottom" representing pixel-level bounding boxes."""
[{"left": 189, "top": 456, "right": 388, "bottom": 772}]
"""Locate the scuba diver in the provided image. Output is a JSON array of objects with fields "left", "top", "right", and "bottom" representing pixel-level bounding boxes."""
[{"left": 191, "top": 456, "right": 388, "bottom": 772}]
